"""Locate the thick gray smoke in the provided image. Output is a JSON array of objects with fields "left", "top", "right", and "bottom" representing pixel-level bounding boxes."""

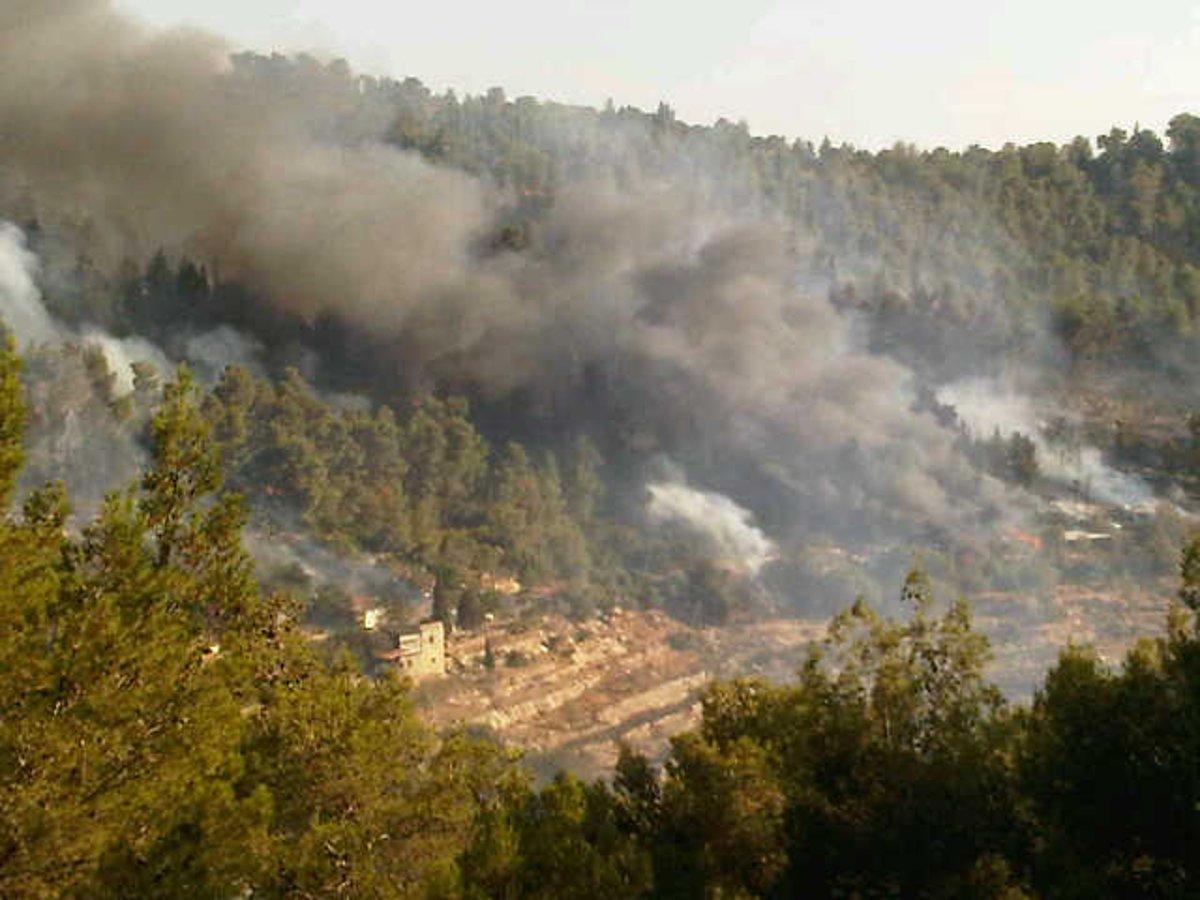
[
  {"left": 0, "top": 1, "right": 487, "bottom": 329},
  {"left": 0, "top": 2, "right": 1029, "bottom": 552}
]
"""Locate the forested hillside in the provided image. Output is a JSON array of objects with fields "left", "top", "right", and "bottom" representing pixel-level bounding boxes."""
[
  {"left": 2, "top": 341, "right": 1199, "bottom": 896},
  {"left": 10, "top": 49, "right": 1200, "bottom": 623},
  {"left": 4, "top": 8, "right": 1200, "bottom": 658},
  {"left": 5, "top": 2, "right": 1200, "bottom": 894}
]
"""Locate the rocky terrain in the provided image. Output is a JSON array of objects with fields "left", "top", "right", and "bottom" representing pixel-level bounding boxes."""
[
  {"left": 414, "top": 609, "right": 825, "bottom": 777},
  {"left": 412, "top": 580, "right": 1173, "bottom": 778},
  {"left": 976, "top": 581, "right": 1173, "bottom": 697}
]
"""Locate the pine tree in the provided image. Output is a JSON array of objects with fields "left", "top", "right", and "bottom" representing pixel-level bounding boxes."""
[{"left": 0, "top": 332, "right": 26, "bottom": 506}]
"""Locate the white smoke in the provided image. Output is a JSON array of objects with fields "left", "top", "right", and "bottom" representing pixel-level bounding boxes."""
[
  {"left": 80, "top": 328, "right": 172, "bottom": 395},
  {"left": 184, "top": 325, "right": 264, "bottom": 380},
  {"left": 243, "top": 528, "right": 419, "bottom": 604},
  {"left": 938, "top": 377, "right": 1153, "bottom": 508},
  {"left": 0, "top": 221, "right": 170, "bottom": 396},
  {"left": 647, "top": 480, "right": 775, "bottom": 573},
  {"left": 0, "top": 222, "right": 61, "bottom": 346}
]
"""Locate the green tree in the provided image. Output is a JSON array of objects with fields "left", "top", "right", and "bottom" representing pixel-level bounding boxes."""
[
  {"left": 0, "top": 332, "right": 25, "bottom": 506},
  {"left": 1179, "top": 532, "right": 1200, "bottom": 611},
  {"left": 457, "top": 587, "right": 485, "bottom": 630},
  {"left": 141, "top": 367, "right": 222, "bottom": 566},
  {"left": 563, "top": 436, "right": 604, "bottom": 524},
  {"left": 646, "top": 571, "right": 1021, "bottom": 898}
]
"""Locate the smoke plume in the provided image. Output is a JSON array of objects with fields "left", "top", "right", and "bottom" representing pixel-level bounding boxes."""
[
  {"left": 0, "top": 1, "right": 488, "bottom": 327},
  {"left": 0, "top": 2, "right": 1048, "bottom": 558},
  {"left": 647, "top": 480, "right": 775, "bottom": 573},
  {"left": 0, "top": 222, "right": 167, "bottom": 393},
  {"left": 0, "top": 222, "right": 60, "bottom": 346},
  {"left": 939, "top": 377, "right": 1153, "bottom": 508}
]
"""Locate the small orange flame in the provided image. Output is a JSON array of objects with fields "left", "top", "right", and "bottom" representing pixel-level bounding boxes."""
[{"left": 1007, "top": 529, "right": 1043, "bottom": 553}]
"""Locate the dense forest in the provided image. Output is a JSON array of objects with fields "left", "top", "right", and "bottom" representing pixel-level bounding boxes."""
[
  {"left": 10, "top": 48, "right": 1200, "bottom": 623},
  {"left": 2, "top": 341, "right": 1199, "bottom": 896},
  {"left": 5, "top": 2, "right": 1200, "bottom": 894}
]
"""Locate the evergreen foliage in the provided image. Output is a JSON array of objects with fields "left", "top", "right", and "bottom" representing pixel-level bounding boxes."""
[
  {"left": 0, "top": 365, "right": 521, "bottom": 897},
  {"left": 199, "top": 366, "right": 594, "bottom": 597},
  {"left": 1, "top": 343, "right": 1200, "bottom": 895},
  {"left": 8, "top": 55, "right": 1200, "bottom": 893}
]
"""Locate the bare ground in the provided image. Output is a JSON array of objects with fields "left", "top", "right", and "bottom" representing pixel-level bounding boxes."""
[{"left": 414, "top": 583, "right": 1173, "bottom": 778}]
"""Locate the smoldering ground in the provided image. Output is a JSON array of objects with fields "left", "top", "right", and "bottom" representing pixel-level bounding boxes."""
[{"left": 0, "top": 1, "right": 1054, "bottom": 563}]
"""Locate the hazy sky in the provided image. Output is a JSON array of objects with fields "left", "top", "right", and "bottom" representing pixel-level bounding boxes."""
[{"left": 114, "top": 0, "right": 1200, "bottom": 150}]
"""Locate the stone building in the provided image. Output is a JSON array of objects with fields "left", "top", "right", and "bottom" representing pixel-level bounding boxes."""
[{"left": 382, "top": 619, "right": 445, "bottom": 679}]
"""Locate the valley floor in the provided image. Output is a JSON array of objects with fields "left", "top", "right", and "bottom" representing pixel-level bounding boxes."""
[{"left": 414, "top": 580, "right": 1173, "bottom": 777}]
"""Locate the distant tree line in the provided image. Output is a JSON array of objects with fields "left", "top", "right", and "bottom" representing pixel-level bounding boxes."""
[
  {"left": 37, "top": 55, "right": 1200, "bottom": 397},
  {"left": 313, "top": 51, "right": 1200, "bottom": 378}
]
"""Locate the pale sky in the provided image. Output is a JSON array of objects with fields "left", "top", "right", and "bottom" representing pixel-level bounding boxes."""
[{"left": 114, "top": 0, "right": 1200, "bottom": 151}]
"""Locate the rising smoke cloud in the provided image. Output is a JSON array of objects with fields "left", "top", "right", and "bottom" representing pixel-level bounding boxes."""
[
  {"left": 0, "top": 221, "right": 169, "bottom": 515},
  {"left": 938, "top": 377, "right": 1153, "bottom": 509},
  {"left": 0, "top": 222, "right": 59, "bottom": 346},
  {"left": 0, "top": 1, "right": 1036, "bottom": 553},
  {"left": 0, "top": 1, "right": 488, "bottom": 327},
  {"left": 647, "top": 480, "right": 775, "bottom": 573},
  {"left": 0, "top": 221, "right": 169, "bottom": 392}
]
